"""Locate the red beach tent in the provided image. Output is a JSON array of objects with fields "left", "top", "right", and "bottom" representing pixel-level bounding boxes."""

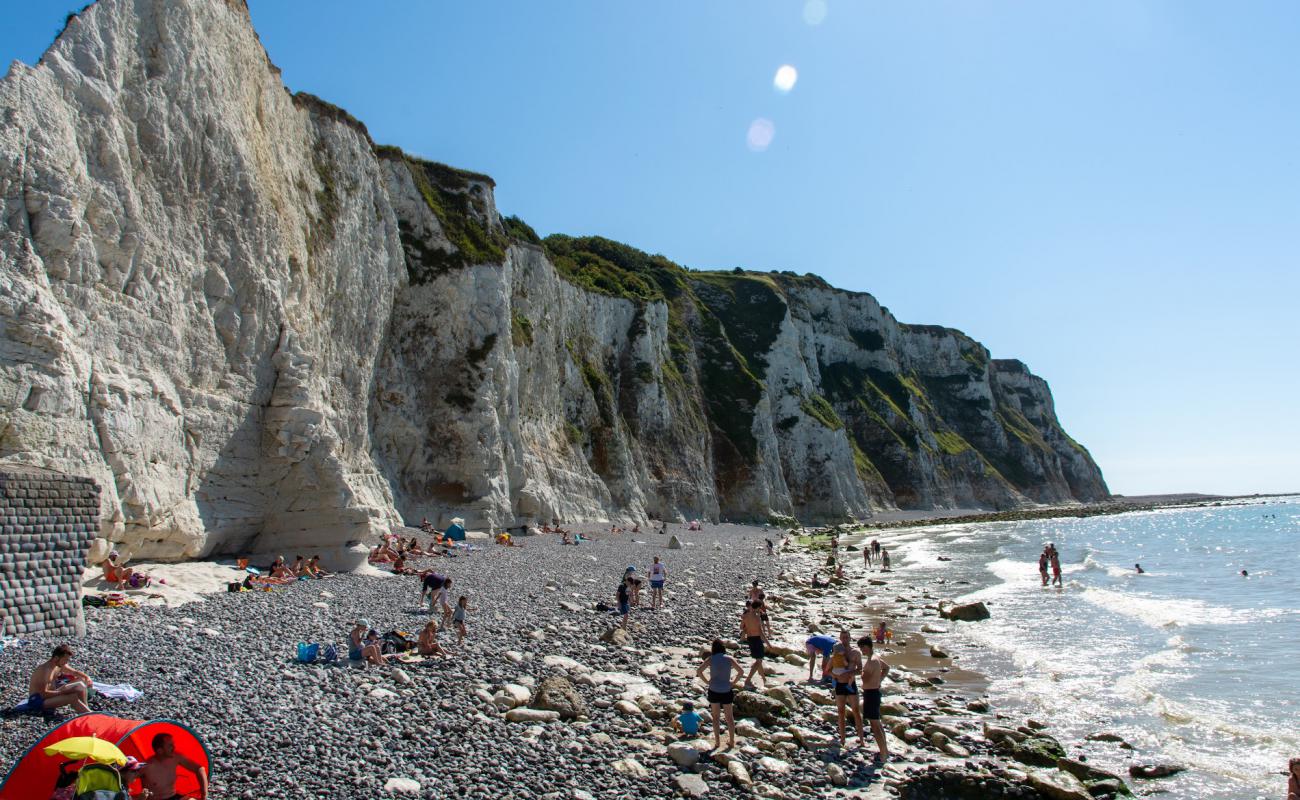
[{"left": 0, "top": 712, "right": 209, "bottom": 800}]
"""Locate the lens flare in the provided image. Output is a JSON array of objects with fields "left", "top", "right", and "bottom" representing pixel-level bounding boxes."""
[
  {"left": 773, "top": 64, "right": 798, "bottom": 93},
  {"left": 803, "top": 0, "right": 828, "bottom": 26},
  {"left": 746, "top": 118, "right": 775, "bottom": 152}
]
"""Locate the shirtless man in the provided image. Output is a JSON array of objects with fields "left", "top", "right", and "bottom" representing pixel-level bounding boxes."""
[
  {"left": 138, "top": 732, "right": 208, "bottom": 800},
  {"left": 27, "top": 645, "right": 91, "bottom": 713},
  {"left": 830, "top": 629, "right": 866, "bottom": 749},
  {"left": 740, "top": 601, "right": 767, "bottom": 690},
  {"left": 857, "top": 636, "right": 891, "bottom": 762},
  {"left": 862, "top": 545, "right": 872, "bottom": 569}
]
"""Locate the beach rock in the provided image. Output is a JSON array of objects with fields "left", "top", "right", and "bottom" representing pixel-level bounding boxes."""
[
  {"left": 599, "top": 627, "right": 632, "bottom": 646},
  {"left": 929, "top": 646, "right": 950, "bottom": 658},
  {"left": 384, "top": 777, "right": 421, "bottom": 795},
  {"left": 726, "top": 759, "right": 753, "bottom": 787},
  {"left": 667, "top": 742, "right": 702, "bottom": 767},
  {"left": 531, "top": 676, "right": 587, "bottom": 719},
  {"left": 673, "top": 773, "right": 709, "bottom": 797},
  {"left": 1057, "top": 757, "right": 1128, "bottom": 791},
  {"left": 1026, "top": 768, "right": 1092, "bottom": 800},
  {"left": 764, "top": 686, "right": 796, "bottom": 709},
  {"left": 734, "top": 691, "right": 790, "bottom": 726},
  {"left": 825, "top": 763, "right": 848, "bottom": 786},
  {"left": 921, "top": 624, "right": 948, "bottom": 634},
  {"left": 543, "top": 654, "right": 592, "bottom": 674},
  {"left": 391, "top": 669, "right": 412, "bottom": 685},
  {"left": 755, "top": 756, "right": 790, "bottom": 775},
  {"left": 966, "top": 699, "right": 990, "bottom": 712},
  {"left": 369, "top": 688, "right": 398, "bottom": 700},
  {"left": 504, "top": 708, "right": 560, "bottom": 724},
  {"left": 983, "top": 723, "right": 1027, "bottom": 744},
  {"left": 611, "top": 758, "right": 649, "bottom": 778},
  {"left": 1128, "top": 763, "right": 1186, "bottom": 779},
  {"left": 1006, "top": 735, "right": 1067, "bottom": 767},
  {"left": 788, "top": 725, "right": 834, "bottom": 750},
  {"left": 668, "top": 535, "right": 684, "bottom": 550},
  {"left": 939, "top": 601, "right": 991, "bottom": 622},
  {"left": 613, "top": 700, "right": 642, "bottom": 716},
  {"left": 1085, "top": 732, "right": 1127, "bottom": 744}
]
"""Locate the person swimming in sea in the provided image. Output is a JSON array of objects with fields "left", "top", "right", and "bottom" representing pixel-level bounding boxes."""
[{"left": 1135, "top": 563, "right": 1145, "bottom": 574}]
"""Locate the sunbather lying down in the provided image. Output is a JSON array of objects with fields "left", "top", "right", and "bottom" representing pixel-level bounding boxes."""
[{"left": 99, "top": 552, "right": 165, "bottom": 589}]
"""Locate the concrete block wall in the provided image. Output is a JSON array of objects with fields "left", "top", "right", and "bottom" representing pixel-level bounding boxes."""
[{"left": 0, "top": 468, "right": 100, "bottom": 637}]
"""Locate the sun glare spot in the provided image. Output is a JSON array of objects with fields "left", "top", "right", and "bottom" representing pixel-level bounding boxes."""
[
  {"left": 803, "top": 0, "right": 828, "bottom": 26},
  {"left": 773, "top": 64, "right": 798, "bottom": 93},
  {"left": 747, "top": 118, "right": 775, "bottom": 152}
]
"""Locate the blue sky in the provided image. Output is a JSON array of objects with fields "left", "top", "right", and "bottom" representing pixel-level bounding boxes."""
[{"left": 4, "top": 1, "right": 1298, "bottom": 496}]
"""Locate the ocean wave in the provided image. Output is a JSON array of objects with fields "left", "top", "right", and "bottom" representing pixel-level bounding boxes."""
[{"left": 1079, "top": 587, "right": 1268, "bottom": 628}]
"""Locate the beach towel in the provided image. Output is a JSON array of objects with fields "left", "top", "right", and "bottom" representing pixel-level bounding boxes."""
[{"left": 94, "top": 683, "right": 143, "bottom": 702}]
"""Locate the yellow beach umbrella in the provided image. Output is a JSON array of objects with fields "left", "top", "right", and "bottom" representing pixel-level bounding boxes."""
[{"left": 43, "top": 736, "right": 127, "bottom": 766}]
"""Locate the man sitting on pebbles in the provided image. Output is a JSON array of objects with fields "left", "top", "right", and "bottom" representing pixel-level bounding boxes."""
[{"left": 27, "top": 644, "right": 93, "bottom": 714}]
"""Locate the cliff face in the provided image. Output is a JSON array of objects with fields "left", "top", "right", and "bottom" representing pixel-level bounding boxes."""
[{"left": 0, "top": 0, "right": 1107, "bottom": 563}]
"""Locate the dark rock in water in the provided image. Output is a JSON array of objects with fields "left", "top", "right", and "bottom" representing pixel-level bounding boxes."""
[
  {"left": 530, "top": 676, "right": 587, "bottom": 720},
  {"left": 940, "top": 601, "right": 991, "bottom": 622},
  {"left": 733, "top": 691, "right": 790, "bottom": 726},
  {"left": 1128, "top": 763, "right": 1186, "bottom": 779},
  {"left": 1004, "top": 735, "right": 1067, "bottom": 768},
  {"left": 897, "top": 765, "right": 1047, "bottom": 800},
  {"left": 1057, "top": 757, "right": 1129, "bottom": 793}
]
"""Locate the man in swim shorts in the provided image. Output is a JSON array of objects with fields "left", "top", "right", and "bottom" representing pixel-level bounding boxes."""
[
  {"left": 804, "top": 634, "right": 836, "bottom": 682},
  {"left": 829, "top": 629, "right": 866, "bottom": 748},
  {"left": 28, "top": 644, "right": 91, "bottom": 713},
  {"left": 857, "top": 635, "right": 891, "bottom": 762},
  {"left": 740, "top": 601, "right": 767, "bottom": 690}
]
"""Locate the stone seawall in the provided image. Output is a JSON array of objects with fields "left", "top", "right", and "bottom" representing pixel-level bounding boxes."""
[{"left": 0, "top": 468, "right": 99, "bottom": 637}]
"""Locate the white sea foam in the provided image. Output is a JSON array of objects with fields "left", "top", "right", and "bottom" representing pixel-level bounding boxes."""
[{"left": 1079, "top": 587, "right": 1286, "bottom": 628}]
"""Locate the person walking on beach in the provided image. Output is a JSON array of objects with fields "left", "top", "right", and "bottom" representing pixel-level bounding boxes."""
[
  {"left": 857, "top": 636, "right": 891, "bottom": 762},
  {"left": 649, "top": 556, "right": 667, "bottom": 611},
  {"left": 880, "top": 549, "right": 892, "bottom": 572},
  {"left": 740, "top": 601, "right": 767, "bottom": 690},
  {"left": 863, "top": 545, "right": 873, "bottom": 569},
  {"left": 616, "top": 578, "right": 631, "bottom": 628},
  {"left": 748, "top": 579, "right": 763, "bottom": 604},
  {"left": 1050, "top": 548, "right": 1063, "bottom": 587},
  {"left": 27, "top": 644, "right": 92, "bottom": 714},
  {"left": 452, "top": 595, "right": 474, "bottom": 645},
  {"left": 695, "top": 639, "right": 744, "bottom": 751},
  {"left": 872, "top": 538, "right": 881, "bottom": 558},
  {"left": 830, "top": 630, "right": 866, "bottom": 749},
  {"left": 1038, "top": 548, "right": 1050, "bottom": 586},
  {"left": 765, "top": 538, "right": 774, "bottom": 556}
]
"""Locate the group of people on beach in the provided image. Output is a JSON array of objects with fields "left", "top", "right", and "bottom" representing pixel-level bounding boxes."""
[
  {"left": 678, "top": 549, "right": 893, "bottom": 763},
  {"left": 24, "top": 645, "right": 209, "bottom": 798},
  {"left": 614, "top": 556, "right": 669, "bottom": 625}
]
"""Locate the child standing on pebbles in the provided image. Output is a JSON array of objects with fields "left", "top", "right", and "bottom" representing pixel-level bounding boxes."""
[{"left": 452, "top": 595, "right": 475, "bottom": 645}]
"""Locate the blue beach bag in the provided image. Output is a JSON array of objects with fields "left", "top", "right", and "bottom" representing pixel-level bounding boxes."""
[{"left": 296, "top": 642, "right": 321, "bottom": 663}]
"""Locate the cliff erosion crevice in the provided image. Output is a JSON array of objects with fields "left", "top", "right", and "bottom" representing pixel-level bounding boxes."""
[{"left": 0, "top": 0, "right": 1107, "bottom": 563}]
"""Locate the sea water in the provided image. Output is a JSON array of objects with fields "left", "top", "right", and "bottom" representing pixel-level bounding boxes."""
[{"left": 887, "top": 496, "right": 1299, "bottom": 799}]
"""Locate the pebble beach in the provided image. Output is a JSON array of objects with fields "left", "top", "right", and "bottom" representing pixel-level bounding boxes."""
[{"left": 1, "top": 521, "right": 1148, "bottom": 800}]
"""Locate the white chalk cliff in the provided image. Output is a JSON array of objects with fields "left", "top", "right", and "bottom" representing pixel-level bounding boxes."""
[{"left": 0, "top": 0, "right": 1107, "bottom": 565}]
